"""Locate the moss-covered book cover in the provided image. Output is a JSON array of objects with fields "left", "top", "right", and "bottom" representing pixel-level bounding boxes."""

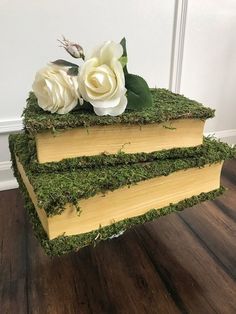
[
  {"left": 24, "top": 38, "right": 215, "bottom": 164},
  {"left": 9, "top": 134, "right": 235, "bottom": 255},
  {"left": 24, "top": 89, "right": 215, "bottom": 163}
]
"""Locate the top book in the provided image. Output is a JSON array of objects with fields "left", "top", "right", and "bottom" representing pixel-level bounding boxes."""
[{"left": 23, "top": 88, "right": 214, "bottom": 164}]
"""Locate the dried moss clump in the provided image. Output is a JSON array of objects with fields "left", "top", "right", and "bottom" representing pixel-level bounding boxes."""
[
  {"left": 9, "top": 134, "right": 236, "bottom": 217},
  {"left": 23, "top": 88, "right": 215, "bottom": 133}
]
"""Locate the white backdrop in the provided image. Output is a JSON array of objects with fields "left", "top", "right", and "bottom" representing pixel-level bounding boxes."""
[
  {"left": 0, "top": 0, "right": 236, "bottom": 190},
  {"left": 181, "top": 0, "right": 236, "bottom": 135}
]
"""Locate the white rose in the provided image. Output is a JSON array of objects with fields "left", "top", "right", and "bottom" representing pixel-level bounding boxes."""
[
  {"left": 78, "top": 41, "right": 127, "bottom": 116},
  {"left": 32, "top": 64, "right": 82, "bottom": 114}
]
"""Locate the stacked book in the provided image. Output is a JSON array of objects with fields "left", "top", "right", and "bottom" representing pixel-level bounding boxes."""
[{"left": 9, "top": 88, "right": 235, "bottom": 256}]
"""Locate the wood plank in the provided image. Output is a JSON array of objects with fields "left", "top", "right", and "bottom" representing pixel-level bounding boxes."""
[
  {"left": 16, "top": 200, "right": 181, "bottom": 314},
  {"left": 224, "top": 159, "right": 236, "bottom": 186},
  {"left": 178, "top": 201, "right": 236, "bottom": 279},
  {"left": 0, "top": 190, "right": 28, "bottom": 314},
  {"left": 136, "top": 214, "right": 236, "bottom": 313},
  {"left": 0, "top": 189, "right": 181, "bottom": 313},
  {"left": 88, "top": 231, "right": 181, "bottom": 314},
  {"left": 215, "top": 159, "right": 236, "bottom": 221},
  {"left": 25, "top": 228, "right": 93, "bottom": 314},
  {"left": 0, "top": 159, "right": 236, "bottom": 313}
]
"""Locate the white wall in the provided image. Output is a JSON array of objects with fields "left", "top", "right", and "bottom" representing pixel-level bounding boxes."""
[
  {"left": 0, "top": 0, "right": 236, "bottom": 190},
  {"left": 180, "top": 0, "right": 236, "bottom": 141}
]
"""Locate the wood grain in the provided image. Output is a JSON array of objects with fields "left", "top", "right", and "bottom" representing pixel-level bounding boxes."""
[{"left": 0, "top": 159, "right": 236, "bottom": 313}]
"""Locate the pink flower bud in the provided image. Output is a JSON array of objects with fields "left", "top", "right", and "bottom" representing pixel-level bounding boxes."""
[{"left": 58, "top": 36, "right": 84, "bottom": 59}]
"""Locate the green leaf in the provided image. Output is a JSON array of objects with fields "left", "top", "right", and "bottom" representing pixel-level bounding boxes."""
[
  {"left": 120, "top": 37, "right": 127, "bottom": 57},
  {"left": 120, "top": 37, "right": 128, "bottom": 74},
  {"left": 80, "top": 101, "right": 94, "bottom": 112},
  {"left": 125, "top": 74, "right": 153, "bottom": 111},
  {"left": 119, "top": 56, "right": 128, "bottom": 68},
  {"left": 67, "top": 66, "right": 79, "bottom": 76},
  {"left": 51, "top": 59, "right": 79, "bottom": 68}
]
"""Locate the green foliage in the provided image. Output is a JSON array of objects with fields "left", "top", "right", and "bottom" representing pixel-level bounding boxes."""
[
  {"left": 119, "top": 56, "right": 128, "bottom": 68},
  {"left": 51, "top": 59, "right": 78, "bottom": 67},
  {"left": 120, "top": 37, "right": 128, "bottom": 74},
  {"left": 67, "top": 67, "right": 79, "bottom": 76},
  {"left": 125, "top": 74, "right": 153, "bottom": 110},
  {"left": 9, "top": 134, "right": 236, "bottom": 217},
  {"left": 120, "top": 37, "right": 127, "bottom": 57},
  {"left": 23, "top": 89, "right": 215, "bottom": 133},
  {"left": 119, "top": 37, "right": 152, "bottom": 111}
]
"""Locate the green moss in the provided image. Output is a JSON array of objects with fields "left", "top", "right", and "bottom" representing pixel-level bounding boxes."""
[
  {"left": 10, "top": 133, "right": 234, "bottom": 172},
  {"left": 9, "top": 133, "right": 236, "bottom": 217},
  {"left": 21, "top": 175, "right": 225, "bottom": 256},
  {"left": 23, "top": 88, "right": 215, "bottom": 133}
]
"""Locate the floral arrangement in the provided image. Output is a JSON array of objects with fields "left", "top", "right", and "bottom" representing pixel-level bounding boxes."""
[{"left": 32, "top": 36, "right": 152, "bottom": 116}]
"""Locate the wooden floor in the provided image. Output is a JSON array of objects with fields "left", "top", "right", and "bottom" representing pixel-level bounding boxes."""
[{"left": 0, "top": 160, "right": 236, "bottom": 314}]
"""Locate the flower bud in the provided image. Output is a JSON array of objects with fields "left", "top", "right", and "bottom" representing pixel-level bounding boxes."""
[{"left": 58, "top": 36, "right": 85, "bottom": 59}]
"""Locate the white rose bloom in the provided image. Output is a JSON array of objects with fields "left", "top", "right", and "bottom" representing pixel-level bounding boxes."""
[
  {"left": 32, "top": 64, "right": 82, "bottom": 114},
  {"left": 78, "top": 41, "right": 127, "bottom": 116}
]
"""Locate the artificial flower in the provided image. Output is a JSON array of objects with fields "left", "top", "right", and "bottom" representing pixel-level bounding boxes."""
[
  {"left": 78, "top": 41, "right": 127, "bottom": 116},
  {"left": 58, "top": 35, "right": 84, "bottom": 59},
  {"left": 32, "top": 63, "right": 82, "bottom": 114}
]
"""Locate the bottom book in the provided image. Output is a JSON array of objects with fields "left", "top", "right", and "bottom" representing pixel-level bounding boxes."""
[{"left": 9, "top": 134, "right": 235, "bottom": 256}]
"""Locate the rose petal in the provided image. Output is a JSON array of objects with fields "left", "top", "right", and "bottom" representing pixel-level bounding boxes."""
[
  {"left": 78, "top": 41, "right": 126, "bottom": 116},
  {"left": 57, "top": 98, "right": 78, "bottom": 114},
  {"left": 85, "top": 65, "right": 114, "bottom": 94},
  {"left": 93, "top": 95, "right": 127, "bottom": 116},
  {"left": 32, "top": 64, "right": 81, "bottom": 114},
  {"left": 111, "top": 58, "right": 125, "bottom": 85},
  {"left": 99, "top": 41, "right": 123, "bottom": 65},
  {"left": 91, "top": 96, "right": 121, "bottom": 109}
]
